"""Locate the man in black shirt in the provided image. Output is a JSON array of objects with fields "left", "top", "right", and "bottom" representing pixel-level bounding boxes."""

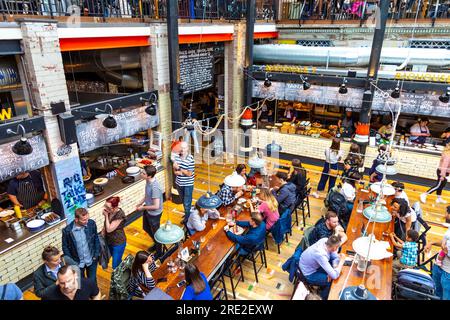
[
  {"left": 42, "top": 265, "right": 101, "bottom": 300},
  {"left": 308, "top": 211, "right": 347, "bottom": 247},
  {"left": 7, "top": 170, "right": 48, "bottom": 210}
]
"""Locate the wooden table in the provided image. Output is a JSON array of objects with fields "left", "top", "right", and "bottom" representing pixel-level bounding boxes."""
[
  {"left": 153, "top": 193, "right": 253, "bottom": 300},
  {"left": 328, "top": 190, "right": 394, "bottom": 300}
]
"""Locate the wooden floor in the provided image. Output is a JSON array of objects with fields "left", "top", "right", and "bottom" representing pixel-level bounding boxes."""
[{"left": 23, "top": 156, "right": 449, "bottom": 300}]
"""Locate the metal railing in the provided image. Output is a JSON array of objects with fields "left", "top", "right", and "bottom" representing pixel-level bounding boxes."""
[
  {"left": 279, "top": 0, "right": 450, "bottom": 24},
  {"left": 0, "top": 0, "right": 276, "bottom": 21}
]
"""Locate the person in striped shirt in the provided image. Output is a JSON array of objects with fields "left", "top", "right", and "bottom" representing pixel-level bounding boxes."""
[
  {"left": 173, "top": 141, "right": 195, "bottom": 224},
  {"left": 127, "top": 251, "right": 158, "bottom": 299}
]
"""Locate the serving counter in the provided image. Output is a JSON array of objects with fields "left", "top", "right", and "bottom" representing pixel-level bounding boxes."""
[
  {"left": 0, "top": 169, "right": 166, "bottom": 285},
  {"left": 251, "top": 129, "right": 441, "bottom": 180}
]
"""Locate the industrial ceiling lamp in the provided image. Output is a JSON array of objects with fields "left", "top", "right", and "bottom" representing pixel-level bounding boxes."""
[
  {"left": 141, "top": 93, "right": 158, "bottom": 116},
  {"left": 339, "top": 78, "right": 348, "bottom": 94},
  {"left": 95, "top": 103, "right": 117, "bottom": 129},
  {"left": 300, "top": 75, "right": 311, "bottom": 90},
  {"left": 391, "top": 81, "right": 400, "bottom": 99},
  {"left": 7, "top": 124, "right": 33, "bottom": 156},
  {"left": 439, "top": 88, "right": 450, "bottom": 103},
  {"left": 263, "top": 72, "right": 272, "bottom": 88}
]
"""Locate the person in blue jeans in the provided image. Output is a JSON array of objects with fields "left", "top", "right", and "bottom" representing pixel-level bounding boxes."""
[
  {"left": 428, "top": 231, "right": 450, "bottom": 300},
  {"left": 62, "top": 208, "right": 100, "bottom": 284},
  {"left": 182, "top": 263, "right": 213, "bottom": 300},
  {"left": 102, "top": 196, "right": 127, "bottom": 269},
  {"left": 298, "top": 235, "right": 346, "bottom": 299},
  {"left": 173, "top": 142, "right": 195, "bottom": 224},
  {"left": 314, "top": 138, "right": 343, "bottom": 197}
]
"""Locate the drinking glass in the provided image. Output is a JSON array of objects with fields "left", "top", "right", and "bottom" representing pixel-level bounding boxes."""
[
  {"left": 200, "top": 236, "right": 206, "bottom": 243},
  {"left": 225, "top": 213, "right": 232, "bottom": 224},
  {"left": 212, "top": 222, "right": 218, "bottom": 230}
]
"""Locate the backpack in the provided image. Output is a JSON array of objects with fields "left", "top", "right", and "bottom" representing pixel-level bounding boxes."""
[
  {"left": 324, "top": 188, "right": 347, "bottom": 216},
  {"left": 109, "top": 254, "right": 134, "bottom": 300}
]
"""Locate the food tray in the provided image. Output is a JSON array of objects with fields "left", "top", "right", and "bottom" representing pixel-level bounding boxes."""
[{"left": 41, "top": 212, "right": 61, "bottom": 226}]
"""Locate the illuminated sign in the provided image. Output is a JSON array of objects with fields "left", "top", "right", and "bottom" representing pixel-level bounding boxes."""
[
  {"left": 265, "top": 65, "right": 318, "bottom": 74},
  {"left": 394, "top": 71, "right": 450, "bottom": 83},
  {"left": 0, "top": 105, "right": 12, "bottom": 120}
]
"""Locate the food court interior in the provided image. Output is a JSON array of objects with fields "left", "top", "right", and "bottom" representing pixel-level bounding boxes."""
[{"left": 1, "top": 0, "right": 450, "bottom": 303}]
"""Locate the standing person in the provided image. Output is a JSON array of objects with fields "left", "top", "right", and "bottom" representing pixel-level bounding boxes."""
[
  {"left": 409, "top": 117, "right": 431, "bottom": 145},
  {"left": 173, "top": 141, "right": 195, "bottom": 224},
  {"left": 42, "top": 265, "right": 101, "bottom": 301},
  {"left": 7, "top": 170, "right": 48, "bottom": 210},
  {"left": 390, "top": 198, "right": 417, "bottom": 241},
  {"left": 62, "top": 208, "right": 100, "bottom": 284},
  {"left": 342, "top": 143, "right": 363, "bottom": 179},
  {"left": 314, "top": 138, "right": 343, "bottom": 197},
  {"left": 420, "top": 128, "right": 450, "bottom": 204},
  {"left": 127, "top": 251, "right": 158, "bottom": 299},
  {"left": 257, "top": 188, "right": 280, "bottom": 231},
  {"left": 337, "top": 110, "right": 355, "bottom": 139},
  {"left": 181, "top": 263, "right": 213, "bottom": 300},
  {"left": 33, "top": 246, "right": 76, "bottom": 298},
  {"left": 102, "top": 196, "right": 127, "bottom": 269},
  {"left": 137, "top": 165, "right": 163, "bottom": 258}
]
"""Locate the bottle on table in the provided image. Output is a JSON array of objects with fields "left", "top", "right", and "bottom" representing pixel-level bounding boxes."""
[{"left": 14, "top": 205, "right": 22, "bottom": 219}]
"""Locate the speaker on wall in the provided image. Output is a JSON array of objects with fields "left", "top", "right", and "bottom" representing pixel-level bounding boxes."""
[{"left": 58, "top": 113, "right": 78, "bottom": 145}]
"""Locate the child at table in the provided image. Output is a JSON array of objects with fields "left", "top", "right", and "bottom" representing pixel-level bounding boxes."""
[{"left": 390, "top": 229, "right": 419, "bottom": 281}]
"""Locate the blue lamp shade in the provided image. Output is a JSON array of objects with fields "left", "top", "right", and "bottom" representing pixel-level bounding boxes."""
[
  {"left": 154, "top": 221, "right": 184, "bottom": 245},
  {"left": 197, "top": 192, "right": 222, "bottom": 209},
  {"left": 375, "top": 164, "right": 397, "bottom": 175},
  {"left": 340, "top": 285, "right": 377, "bottom": 300},
  {"left": 266, "top": 140, "right": 282, "bottom": 152},
  {"left": 363, "top": 205, "right": 392, "bottom": 223}
]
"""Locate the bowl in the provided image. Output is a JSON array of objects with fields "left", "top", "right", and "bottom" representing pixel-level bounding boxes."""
[
  {"left": 126, "top": 166, "right": 141, "bottom": 177},
  {"left": 93, "top": 177, "right": 108, "bottom": 187},
  {"left": 122, "top": 176, "right": 135, "bottom": 184},
  {"left": 85, "top": 193, "right": 95, "bottom": 207},
  {"left": 26, "top": 219, "right": 45, "bottom": 232}
]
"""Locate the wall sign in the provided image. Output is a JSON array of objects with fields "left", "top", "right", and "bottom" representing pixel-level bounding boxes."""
[
  {"left": 76, "top": 105, "right": 159, "bottom": 154},
  {"left": 252, "top": 80, "right": 450, "bottom": 117},
  {"left": 0, "top": 135, "right": 50, "bottom": 182},
  {"left": 394, "top": 71, "right": 450, "bottom": 84},
  {"left": 179, "top": 43, "right": 224, "bottom": 94}
]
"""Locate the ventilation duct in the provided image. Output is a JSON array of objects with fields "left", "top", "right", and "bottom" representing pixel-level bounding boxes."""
[
  {"left": 0, "top": 65, "right": 20, "bottom": 87},
  {"left": 253, "top": 44, "right": 450, "bottom": 68}
]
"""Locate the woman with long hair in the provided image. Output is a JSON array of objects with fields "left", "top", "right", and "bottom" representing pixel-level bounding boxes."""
[
  {"left": 342, "top": 143, "right": 363, "bottom": 179},
  {"left": 102, "top": 196, "right": 127, "bottom": 269},
  {"left": 181, "top": 263, "right": 213, "bottom": 300},
  {"left": 258, "top": 188, "right": 280, "bottom": 231},
  {"left": 390, "top": 198, "right": 417, "bottom": 241},
  {"left": 186, "top": 202, "right": 219, "bottom": 235},
  {"left": 314, "top": 138, "right": 343, "bottom": 197},
  {"left": 127, "top": 251, "right": 157, "bottom": 298}
]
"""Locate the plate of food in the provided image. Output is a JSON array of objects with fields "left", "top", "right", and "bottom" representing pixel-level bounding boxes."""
[
  {"left": 0, "top": 210, "right": 15, "bottom": 218},
  {"left": 224, "top": 225, "right": 245, "bottom": 235},
  {"left": 41, "top": 213, "right": 61, "bottom": 225},
  {"left": 237, "top": 198, "right": 247, "bottom": 205}
]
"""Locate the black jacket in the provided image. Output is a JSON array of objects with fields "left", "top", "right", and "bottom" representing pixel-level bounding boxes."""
[
  {"left": 32, "top": 255, "right": 77, "bottom": 298},
  {"left": 62, "top": 219, "right": 100, "bottom": 265}
]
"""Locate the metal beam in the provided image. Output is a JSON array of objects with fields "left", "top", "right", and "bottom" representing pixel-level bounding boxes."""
[
  {"left": 252, "top": 71, "right": 450, "bottom": 92},
  {"left": 0, "top": 116, "right": 46, "bottom": 140},
  {"left": 70, "top": 91, "right": 158, "bottom": 120},
  {"left": 245, "top": 0, "right": 256, "bottom": 106},
  {"left": 167, "top": 0, "right": 183, "bottom": 131}
]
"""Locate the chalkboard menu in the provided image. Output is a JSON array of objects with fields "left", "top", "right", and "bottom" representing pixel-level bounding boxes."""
[
  {"left": 253, "top": 80, "right": 450, "bottom": 117},
  {"left": 0, "top": 134, "right": 50, "bottom": 182},
  {"left": 179, "top": 43, "right": 223, "bottom": 94},
  {"left": 76, "top": 105, "right": 159, "bottom": 154}
]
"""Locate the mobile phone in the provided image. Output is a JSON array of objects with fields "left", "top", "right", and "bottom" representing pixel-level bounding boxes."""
[
  {"left": 346, "top": 250, "right": 356, "bottom": 256},
  {"left": 157, "top": 277, "right": 168, "bottom": 283},
  {"left": 344, "top": 260, "right": 352, "bottom": 267},
  {"left": 177, "top": 280, "right": 187, "bottom": 288}
]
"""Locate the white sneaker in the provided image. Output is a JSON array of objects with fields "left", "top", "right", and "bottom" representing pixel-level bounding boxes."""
[
  {"left": 436, "top": 197, "right": 447, "bottom": 204},
  {"left": 420, "top": 193, "right": 427, "bottom": 204},
  {"left": 312, "top": 192, "right": 320, "bottom": 199}
]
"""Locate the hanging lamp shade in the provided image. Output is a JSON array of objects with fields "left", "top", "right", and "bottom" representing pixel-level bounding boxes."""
[
  {"left": 102, "top": 115, "right": 117, "bottom": 129},
  {"left": 12, "top": 137, "right": 33, "bottom": 156},
  {"left": 154, "top": 220, "right": 184, "bottom": 245},
  {"left": 376, "top": 163, "right": 397, "bottom": 175},
  {"left": 362, "top": 205, "right": 392, "bottom": 223},
  {"left": 248, "top": 155, "right": 266, "bottom": 169},
  {"left": 197, "top": 192, "right": 222, "bottom": 209},
  {"left": 369, "top": 182, "right": 395, "bottom": 196},
  {"left": 352, "top": 235, "right": 393, "bottom": 261},
  {"left": 240, "top": 108, "right": 254, "bottom": 129},
  {"left": 340, "top": 285, "right": 377, "bottom": 300},
  {"left": 224, "top": 172, "right": 246, "bottom": 188}
]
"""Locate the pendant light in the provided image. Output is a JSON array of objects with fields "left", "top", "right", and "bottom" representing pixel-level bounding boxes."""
[
  {"left": 300, "top": 75, "right": 311, "bottom": 90},
  {"left": 339, "top": 78, "right": 348, "bottom": 94},
  {"left": 154, "top": 184, "right": 184, "bottom": 245},
  {"left": 95, "top": 103, "right": 117, "bottom": 129},
  {"left": 141, "top": 93, "right": 158, "bottom": 116},
  {"left": 439, "top": 88, "right": 450, "bottom": 103},
  {"left": 264, "top": 72, "right": 272, "bottom": 88},
  {"left": 7, "top": 124, "right": 33, "bottom": 156},
  {"left": 391, "top": 81, "right": 400, "bottom": 99}
]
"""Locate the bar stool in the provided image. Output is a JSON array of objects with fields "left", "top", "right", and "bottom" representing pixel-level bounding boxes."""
[
  {"left": 209, "top": 262, "right": 229, "bottom": 300},
  {"left": 222, "top": 252, "right": 244, "bottom": 299},
  {"left": 295, "top": 186, "right": 311, "bottom": 228},
  {"left": 240, "top": 244, "right": 267, "bottom": 283}
]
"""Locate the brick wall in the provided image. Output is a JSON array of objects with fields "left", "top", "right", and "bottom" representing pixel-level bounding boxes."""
[
  {"left": 251, "top": 129, "right": 440, "bottom": 179},
  {"left": 0, "top": 170, "right": 166, "bottom": 285}
]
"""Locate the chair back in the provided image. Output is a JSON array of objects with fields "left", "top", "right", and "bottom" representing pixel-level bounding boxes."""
[
  {"left": 280, "top": 207, "right": 293, "bottom": 235},
  {"left": 415, "top": 215, "right": 431, "bottom": 264},
  {"left": 299, "top": 226, "right": 315, "bottom": 251}
]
